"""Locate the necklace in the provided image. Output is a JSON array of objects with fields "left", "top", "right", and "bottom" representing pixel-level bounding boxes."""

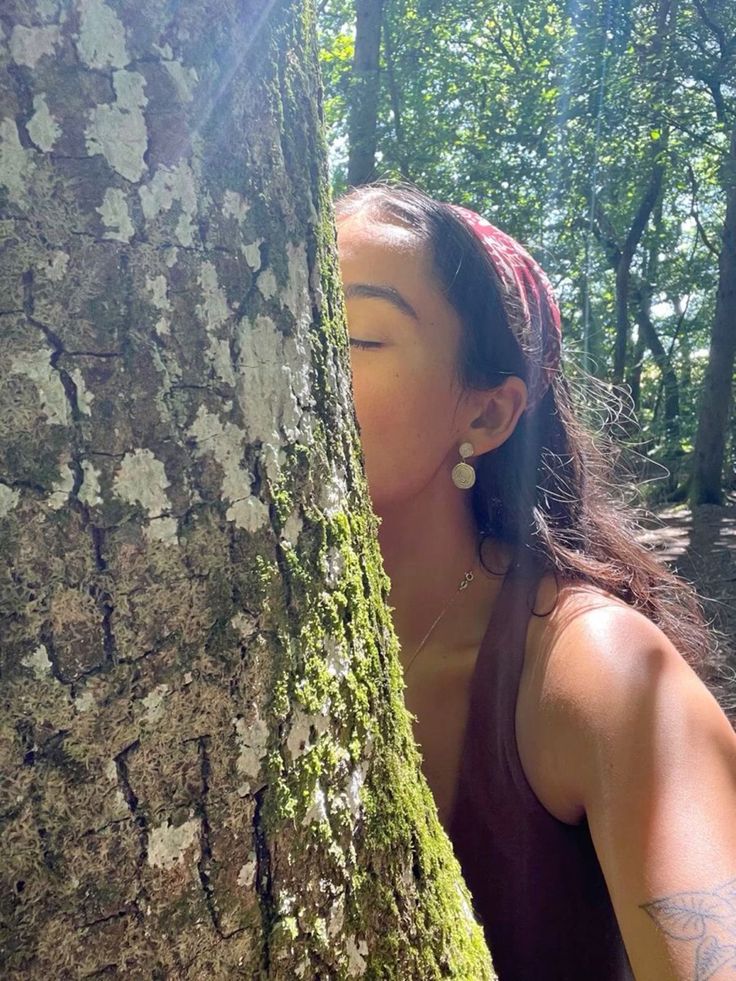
[{"left": 403, "top": 564, "right": 476, "bottom": 675}]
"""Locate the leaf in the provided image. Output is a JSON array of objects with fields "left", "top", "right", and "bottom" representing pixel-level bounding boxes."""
[
  {"left": 642, "top": 892, "right": 734, "bottom": 941},
  {"left": 695, "top": 936, "right": 736, "bottom": 981},
  {"left": 715, "top": 878, "right": 736, "bottom": 910}
]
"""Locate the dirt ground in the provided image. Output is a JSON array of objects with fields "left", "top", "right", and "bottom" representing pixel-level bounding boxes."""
[{"left": 638, "top": 492, "right": 736, "bottom": 714}]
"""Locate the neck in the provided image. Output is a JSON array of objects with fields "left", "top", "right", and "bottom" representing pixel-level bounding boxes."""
[{"left": 375, "top": 479, "right": 504, "bottom": 664}]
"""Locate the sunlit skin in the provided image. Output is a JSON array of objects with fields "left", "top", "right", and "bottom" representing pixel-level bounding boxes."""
[{"left": 336, "top": 213, "right": 527, "bottom": 663}]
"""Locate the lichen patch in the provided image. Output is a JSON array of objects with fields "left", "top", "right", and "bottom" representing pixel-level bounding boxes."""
[
  {"left": 74, "top": 689, "right": 96, "bottom": 712},
  {"left": 186, "top": 405, "right": 268, "bottom": 532},
  {"left": 197, "top": 261, "right": 230, "bottom": 331},
  {"left": 70, "top": 368, "right": 94, "bottom": 415},
  {"left": 281, "top": 508, "right": 303, "bottom": 546},
  {"left": 0, "top": 483, "right": 20, "bottom": 518},
  {"left": 322, "top": 546, "right": 346, "bottom": 588},
  {"left": 75, "top": 0, "right": 129, "bottom": 70},
  {"left": 256, "top": 267, "right": 277, "bottom": 301},
  {"left": 319, "top": 469, "right": 349, "bottom": 518},
  {"left": 233, "top": 715, "right": 269, "bottom": 795},
  {"left": 147, "top": 816, "right": 200, "bottom": 870},
  {"left": 286, "top": 704, "right": 330, "bottom": 760},
  {"left": 139, "top": 162, "right": 197, "bottom": 246},
  {"left": 86, "top": 70, "right": 148, "bottom": 183},
  {"left": 27, "top": 94, "right": 62, "bottom": 153},
  {"left": 0, "top": 118, "right": 36, "bottom": 208},
  {"left": 243, "top": 240, "right": 262, "bottom": 272},
  {"left": 11, "top": 348, "right": 69, "bottom": 426},
  {"left": 143, "top": 515, "right": 178, "bottom": 546},
  {"left": 236, "top": 315, "right": 315, "bottom": 454},
  {"left": 346, "top": 935, "right": 369, "bottom": 977},
  {"left": 22, "top": 644, "right": 54, "bottom": 679},
  {"left": 142, "top": 683, "right": 171, "bottom": 723},
  {"left": 48, "top": 462, "right": 76, "bottom": 510},
  {"left": 301, "top": 784, "right": 328, "bottom": 826},
  {"left": 112, "top": 448, "right": 171, "bottom": 517},
  {"left": 146, "top": 274, "right": 170, "bottom": 311},
  {"left": 324, "top": 635, "right": 350, "bottom": 680},
  {"left": 97, "top": 187, "right": 134, "bottom": 242},
  {"left": 9, "top": 24, "right": 61, "bottom": 68},
  {"left": 78, "top": 459, "right": 103, "bottom": 506},
  {"left": 45, "top": 250, "right": 70, "bottom": 282},
  {"left": 284, "top": 241, "right": 311, "bottom": 331},
  {"left": 222, "top": 189, "right": 250, "bottom": 222},
  {"left": 236, "top": 853, "right": 257, "bottom": 889},
  {"left": 163, "top": 58, "right": 198, "bottom": 103}
]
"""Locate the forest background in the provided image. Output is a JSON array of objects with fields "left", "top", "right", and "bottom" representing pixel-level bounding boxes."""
[
  {"left": 318, "top": 0, "right": 736, "bottom": 681},
  {"left": 318, "top": 0, "right": 735, "bottom": 505}
]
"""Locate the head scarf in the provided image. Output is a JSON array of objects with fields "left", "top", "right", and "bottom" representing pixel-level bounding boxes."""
[{"left": 449, "top": 205, "right": 562, "bottom": 410}]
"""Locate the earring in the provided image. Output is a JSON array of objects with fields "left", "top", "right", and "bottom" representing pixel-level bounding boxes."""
[{"left": 451, "top": 442, "right": 476, "bottom": 489}]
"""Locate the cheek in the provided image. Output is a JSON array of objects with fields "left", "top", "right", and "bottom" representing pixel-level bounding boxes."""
[{"left": 351, "top": 357, "right": 455, "bottom": 462}]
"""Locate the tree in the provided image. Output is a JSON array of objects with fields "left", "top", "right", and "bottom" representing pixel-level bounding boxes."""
[
  {"left": 687, "top": 0, "right": 736, "bottom": 505},
  {"left": 347, "top": 0, "right": 385, "bottom": 185},
  {"left": 691, "top": 121, "right": 736, "bottom": 504},
  {"left": 0, "top": 0, "right": 492, "bottom": 976}
]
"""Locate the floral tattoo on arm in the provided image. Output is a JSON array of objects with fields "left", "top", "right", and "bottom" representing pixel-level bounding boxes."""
[{"left": 641, "top": 878, "right": 736, "bottom": 980}]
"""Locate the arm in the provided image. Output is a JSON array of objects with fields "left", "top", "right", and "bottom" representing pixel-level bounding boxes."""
[{"left": 542, "top": 603, "right": 736, "bottom": 980}]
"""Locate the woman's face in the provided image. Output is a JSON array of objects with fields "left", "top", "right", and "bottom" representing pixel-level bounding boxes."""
[{"left": 337, "top": 214, "right": 471, "bottom": 514}]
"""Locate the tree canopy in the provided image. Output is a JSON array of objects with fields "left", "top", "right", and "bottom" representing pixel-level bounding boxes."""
[{"left": 319, "top": 0, "right": 736, "bottom": 501}]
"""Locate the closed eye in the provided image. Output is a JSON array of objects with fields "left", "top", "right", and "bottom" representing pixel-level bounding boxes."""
[{"left": 349, "top": 338, "right": 383, "bottom": 350}]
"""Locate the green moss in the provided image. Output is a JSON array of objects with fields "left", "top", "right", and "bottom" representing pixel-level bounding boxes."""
[
  {"left": 272, "top": 673, "right": 290, "bottom": 720},
  {"left": 271, "top": 915, "right": 299, "bottom": 944}
]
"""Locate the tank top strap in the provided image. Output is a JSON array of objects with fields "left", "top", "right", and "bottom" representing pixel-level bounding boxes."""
[
  {"left": 452, "top": 556, "right": 546, "bottom": 818},
  {"left": 472, "top": 556, "right": 543, "bottom": 703}
]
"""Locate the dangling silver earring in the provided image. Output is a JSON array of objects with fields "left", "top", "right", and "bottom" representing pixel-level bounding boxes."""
[{"left": 451, "top": 442, "right": 476, "bottom": 489}]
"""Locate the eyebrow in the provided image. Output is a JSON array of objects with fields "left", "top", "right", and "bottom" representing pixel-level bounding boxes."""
[{"left": 343, "top": 282, "right": 419, "bottom": 320}]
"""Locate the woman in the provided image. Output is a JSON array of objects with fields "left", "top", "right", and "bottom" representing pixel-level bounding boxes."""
[{"left": 335, "top": 182, "right": 736, "bottom": 980}]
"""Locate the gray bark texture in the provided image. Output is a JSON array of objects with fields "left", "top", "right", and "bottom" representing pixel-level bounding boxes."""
[
  {"left": 0, "top": 0, "right": 493, "bottom": 977},
  {"left": 690, "top": 124, "right": 736, "bottom": 506}
]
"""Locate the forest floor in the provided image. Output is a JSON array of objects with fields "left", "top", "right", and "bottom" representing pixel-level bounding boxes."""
[{"left": 639, "top": 492, "right": 736, "bottom": 713}]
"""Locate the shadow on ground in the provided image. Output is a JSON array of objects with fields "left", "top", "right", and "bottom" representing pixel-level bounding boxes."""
[{"left": 638, "top": 493, "right": 736, "bottom": 713}]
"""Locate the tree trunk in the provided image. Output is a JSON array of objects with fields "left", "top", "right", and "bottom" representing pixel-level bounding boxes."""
[
  {"left": 632, "top": 282, "right": 680, "bottom": 440},
  {"left": 0, "top": 1, "right": 493, "bottom": 977},
  {"left": 690, "top": 124, "right": 736, "bottom": 505},
  {"left": 609, "top": 0, "right": 674, "bottom": 385},
  {"left": 347, "top": 0, "right": 384, "bottom": 186},
  {"left": 382, "top": 2, "right": 411, "bottom": 180},
  {"left": 626, "top": 329, "right": 646, "bottom": 417}
]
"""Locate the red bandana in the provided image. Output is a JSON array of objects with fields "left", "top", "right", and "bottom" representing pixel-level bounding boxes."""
[{"left": 449, "top": 205, "right": 562, "bottom": 409}]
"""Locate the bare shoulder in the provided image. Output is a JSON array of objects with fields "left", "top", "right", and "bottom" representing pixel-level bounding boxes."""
[{"left": 516, "top": 573, "right": 723, "bottom": 824}]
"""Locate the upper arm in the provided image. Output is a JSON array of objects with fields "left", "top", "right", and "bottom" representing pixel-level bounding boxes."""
[{"left": 541, "top": 602, "right": 736, "bottom": 980}]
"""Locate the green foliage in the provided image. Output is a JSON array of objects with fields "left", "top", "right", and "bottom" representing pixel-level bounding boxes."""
[{"left": 318, "top": 0, "right": 736, "bottom": 489}]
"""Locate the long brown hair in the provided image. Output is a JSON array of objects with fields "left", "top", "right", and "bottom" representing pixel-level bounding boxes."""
[{"left": 336, "top": 181, "right": 731, "bottom": 709}]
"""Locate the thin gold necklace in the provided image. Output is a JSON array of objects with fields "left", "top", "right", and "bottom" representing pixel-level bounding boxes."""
[{"left": 404, "top": 563, "right": 477, "bottom": 675}]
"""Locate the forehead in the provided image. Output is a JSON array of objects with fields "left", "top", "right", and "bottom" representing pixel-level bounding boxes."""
[
  {"left": 337, "top": 213, "right": 426, "bottom": 263},
  {"left": 336, "top": 214, "right": 446, "bottom": 309}
]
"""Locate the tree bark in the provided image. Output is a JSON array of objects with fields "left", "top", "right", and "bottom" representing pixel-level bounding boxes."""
[
  {"left": 690, "top": 123, "right": 736, "bottom": 505},
  {"left": 347, "top": 0, "right": 384, "bottom": 186},
  {"left": 382, "top": 2, "right": 411, "bottom": 180},
  {"left": 631, "top": 282, "right": 680, "bottom": 440},
  {"left": 0, "top": 1, "right": 493, "bottom": 976},
  {"left": 611, "top": 160, "right": 665, "bottom": 384}
]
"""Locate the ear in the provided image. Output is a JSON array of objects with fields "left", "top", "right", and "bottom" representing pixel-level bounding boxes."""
[{"left": 462, "top": 377, "right": 528, "bottom": 457}]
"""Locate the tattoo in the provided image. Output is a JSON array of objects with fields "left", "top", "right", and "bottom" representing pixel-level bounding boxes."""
[{"left": 641, "top": 878, "right": 736, "bottom": 980}]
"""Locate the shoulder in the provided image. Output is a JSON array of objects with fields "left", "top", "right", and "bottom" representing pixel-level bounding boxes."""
[{"left": 517, "top": 573, "right": 730, "bottom": 823}]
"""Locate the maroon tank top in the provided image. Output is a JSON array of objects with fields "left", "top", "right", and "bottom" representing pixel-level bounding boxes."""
[{"left": 448, "top": 563, "right": 634, "bottom": 979}]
